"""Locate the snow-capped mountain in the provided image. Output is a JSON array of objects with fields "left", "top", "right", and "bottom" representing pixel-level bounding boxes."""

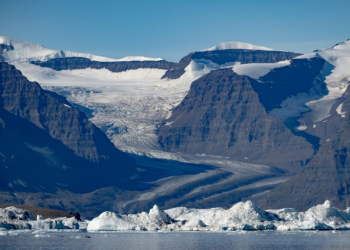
[
  {"left": 159, "top": 38, "right": 350, "bottom": 173},
  {"left": 2, "top": 35, "right": 350, "bottom": 213},
  {"left": 0, "top": 36, "right": 299, "bottom": 162}
]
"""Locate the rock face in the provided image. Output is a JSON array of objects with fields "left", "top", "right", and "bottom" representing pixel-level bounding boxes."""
[
  {"left": 0, "top": 62, "right": 137, "bottom": 193},
  {"left": 259, "top": 86, "right": 350, "bottom": 210},
  {"left": 162, "top": 50, "right": 301, "bottom": 79},
  {"left": 158, "top": 68, "right": 313, "bottom": 173},
  {"left": 251, "top": 58, "right": 327, "bottom": 112},
  {"left": 31, "top": 57, "right": 176, "bottom": 73}
]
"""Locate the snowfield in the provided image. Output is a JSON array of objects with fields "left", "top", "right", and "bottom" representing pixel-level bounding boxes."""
[
  {"left": 2, "top": 201, "right": 350, "bottom": 233},
  {"left": 203, "top": 42, "right": 274, "bottom": 51},
  {"left": 232, "top": 60, "right": 291, "bottom": 79}
]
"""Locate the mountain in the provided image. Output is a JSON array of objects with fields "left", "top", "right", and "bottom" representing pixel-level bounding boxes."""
[
  {"left": 2, "top": 35, "right": 350, "bottom": 215},
  {"left": 253, "top": 39, "right": 350, "bottom": 210},
  {"left": 0, "top": 61, "right": 137, "bottom": 193},
  {"left": 258, "top": 85, "right": 350, "bottom": 211},
  {"left": 158, "top": 55, "right": 330, "bottom": 172},
  {"left": 0, "top": 36, "right": 301, "bottom": 160},
  {"left": 0, "top": 37, "right": 297, "bottom": 217}
]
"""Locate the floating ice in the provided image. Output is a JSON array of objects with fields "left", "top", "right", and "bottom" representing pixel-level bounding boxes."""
[
  {"left": 87, "top": 200, "right": 350, "bottom": 232},
  {"left": 0, "top": 206, "right": 81, "bottom": 230},
  {"left": 2, "top": 201, "right": 350, "bottom": 232}
]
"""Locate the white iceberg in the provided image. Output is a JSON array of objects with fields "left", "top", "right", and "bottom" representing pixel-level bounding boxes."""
[
  {"left": 88, "top": 200, "right": 350, "bottom": 232},
  {"left": 0, "top": 206, "right": 80, "bottom": 230},
  {"left": 87, "top": 211, "right": 138, "bottom": 231}
]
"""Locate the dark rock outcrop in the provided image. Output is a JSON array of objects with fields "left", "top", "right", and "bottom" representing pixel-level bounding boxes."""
[
  {"left": 0, "top": 62, "right": 137, "bottom": 193},
  {"left": 258, "top": 86, "right": 350, "bottom": 211},
  {"left": 162, "top": 50, "right": 301, "bottom": 79},
  {"left": 158, "top": 68, "right": 314, "bottom": 173},
  {"left": 252, "top": 58, "right": 327, "bottom": 112},
  {"left": 31, "top": 57, "right": 176, "bottom": 73}
]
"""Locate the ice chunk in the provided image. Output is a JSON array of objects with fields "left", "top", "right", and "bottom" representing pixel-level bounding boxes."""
[
  {"left": 148, "top": 205, "right": 172, "bottom": 224},
  {"left": 87, "top": 211, "right": 138, "bottom": 231},
  {"left": 0, "top": 207, "right": 34, "bottom": 221}
]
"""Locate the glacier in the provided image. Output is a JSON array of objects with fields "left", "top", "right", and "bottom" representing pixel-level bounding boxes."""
[{"left": 3, "top": 201, "right": 350, "bottom": 233}]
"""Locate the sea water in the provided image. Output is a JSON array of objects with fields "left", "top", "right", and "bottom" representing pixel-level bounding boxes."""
[{"left": 1, "top": 231, "right": 350, "bottom": 250}]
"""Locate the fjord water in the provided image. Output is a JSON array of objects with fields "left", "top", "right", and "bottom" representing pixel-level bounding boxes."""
[{"left": 1, "top": 231, "right": 350, "bottom": 250}]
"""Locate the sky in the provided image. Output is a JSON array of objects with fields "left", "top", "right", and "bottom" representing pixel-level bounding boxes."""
[{"left": 1, "top": 0, "right": 350, "bottom": 62}]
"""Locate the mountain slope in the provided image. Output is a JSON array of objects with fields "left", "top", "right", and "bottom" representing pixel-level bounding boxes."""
[
  {"left": 258, "top": 85, "right": 350, "bottom": 211},
  {"left": 158, "top": 68, "right": 314, "bottom": 173},
  {"left": 0, "top": 61, "right": 137, "bottom": 193}
]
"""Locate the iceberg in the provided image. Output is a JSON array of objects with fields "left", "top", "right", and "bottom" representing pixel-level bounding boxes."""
[
  {"left": 3, "top": 200, "right": 350, "bottom": 233},
  {"left": 88, "top": 200, "right": 350, "bottom": 232},
  {"left": 0, "top": 206, "right": 81, "bottom": 230}
]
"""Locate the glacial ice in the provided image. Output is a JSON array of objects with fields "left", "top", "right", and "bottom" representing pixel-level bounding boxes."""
[
  {"left": 86, "top": 200, "right": 350, "bottom": 232},
  {"left": 0, "top": 206, "right": 81, "bottom": 230},
  {"left": 3, "top": 201, "right": 350, "bottom": 233}
]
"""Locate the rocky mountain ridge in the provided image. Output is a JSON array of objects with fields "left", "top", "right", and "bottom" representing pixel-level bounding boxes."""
[{"left": 0, "top": 61, "right": 137, "bottom": 193}]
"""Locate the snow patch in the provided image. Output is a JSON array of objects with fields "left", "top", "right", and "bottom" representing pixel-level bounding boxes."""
[
  {"left": 296, "top": 125, "right": 307, "bottom": 131},
  {"left": 232, "top": 60, "right": 290, "bottom": 79},
  {"left": 336, "top": 102, "right": 346, "bottom": 118}
]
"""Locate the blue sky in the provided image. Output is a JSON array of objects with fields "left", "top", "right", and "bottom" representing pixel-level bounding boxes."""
[{"left": 1, "top": 0, "right": 349, "bottom": 61}]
